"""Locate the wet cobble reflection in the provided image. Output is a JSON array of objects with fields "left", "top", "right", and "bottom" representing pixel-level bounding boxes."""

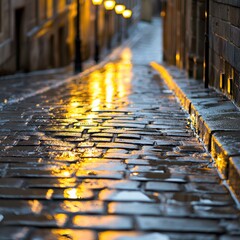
[{"left": 0, "top": 23, "right": 240, "bottom": 239}]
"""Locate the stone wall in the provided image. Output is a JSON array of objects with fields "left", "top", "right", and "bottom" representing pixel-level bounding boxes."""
[
  {"left": 162, "top": 0, "right": 240, "bottom": 107},
  {"left": 0, "top": 0, "right": 141, "bottom": 76},
  {"left": 0, "top": 0, "right": 77, "bottom": 74}
]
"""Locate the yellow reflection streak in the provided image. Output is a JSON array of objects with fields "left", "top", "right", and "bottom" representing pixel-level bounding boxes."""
[
  {"left": 63, "top": 186, "right": 88, "bottom": 199},
  {"left": 50, "top": 229, "right": 94, "bottom": 240},
  {"left": 45, "top": 47, "right": 134, "bottom": 215}
]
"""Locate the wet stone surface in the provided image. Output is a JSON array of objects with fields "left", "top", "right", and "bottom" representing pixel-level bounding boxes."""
[{"left": 0, "top": 19, "right": 239, "bottom": 239}]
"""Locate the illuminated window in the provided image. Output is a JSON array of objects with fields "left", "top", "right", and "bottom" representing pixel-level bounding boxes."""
[{"left": 46, "top": 0, "right": 53, "bottom": 18}]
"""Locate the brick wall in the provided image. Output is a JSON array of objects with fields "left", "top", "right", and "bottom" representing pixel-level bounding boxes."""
[
  {"left": 209, "top": 0, "right": 240, "bottom": 105},
  {"left": 162, "top": 0, "right": 240, "bottom": 107}
]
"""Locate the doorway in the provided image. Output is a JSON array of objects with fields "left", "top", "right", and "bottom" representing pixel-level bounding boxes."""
[
  {"left": 58, "top": 26, "right": 65, "bottom": 67},
  {"left": 49, "top": 35, "right": 55, "bottom": 68},
  {"left": 15, "top": 8, "right": 25, "bottom": 71}
]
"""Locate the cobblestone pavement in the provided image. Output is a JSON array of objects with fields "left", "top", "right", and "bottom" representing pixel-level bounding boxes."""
[{"left": 0, "top": 19, "right": 240, "bottom": 240}]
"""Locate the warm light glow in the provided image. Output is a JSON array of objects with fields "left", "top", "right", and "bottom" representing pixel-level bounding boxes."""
[
  {"left": 150, "top": 62, "right": 178, "bottom": 93},
  {"left": 216, "top": 152, "right": 227, "bottom": 175},
  {"left": 46, "top": 49, "right": 135, "bottom": 214},
  {"left": 64, "top": 188, "right": 81, "bottom": 199},
  {"left": 227, "top": 78, "right": 232, "bottom": 94},
  {"left": 104, "top": 0, "right": 115, "bottom": 10},
  {"left": 55, "top": 151, "right": 79, "bottom": 162},
  {"left": 46, "top": 189, "right": 54, "bottom": 200},
  {"left": 161, "top": 11, "right": 166, "bottom": 17},
  {"left": 92, "top": 0, "right": 103, "bottom": 5},
  {"left": 220, "top": 73, "right": 224, "bottom": 89},
  {"left": 115, "top": 4, "right": 126, "bottom": 14},
  {"left": 28, "top": 200, "right": 43, "bottom": 214},
  {"left": 122, "top": 9, "right": 132, "bottom": 18},
  {"left": 100, "top": 231, "right": 140, "bottom": 239},
  {"left": 55, "top": 214, "right": 68, "bottom": 227},
  {"left": 50, "top": 229, "right": 94, "bottom": 240},
  {"left": 121, "top": 49, "right": 133, "bottom": 61},
  {"left": 70, "top": 101, "right": 81, "bottom": 108},
  {"left": 176, "top": 53, "right": 180, "bottom": 62}
]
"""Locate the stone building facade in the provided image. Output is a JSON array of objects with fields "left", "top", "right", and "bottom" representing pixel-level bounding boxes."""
[
  {"left": 162, "top": 0, "right": 240, "bottom": 107},
  {"left": 0, "top": 0, "right": 141, "bottom": 76}
]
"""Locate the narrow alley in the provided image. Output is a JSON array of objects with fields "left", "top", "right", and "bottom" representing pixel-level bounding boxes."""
[{"left": 0, "top": 19, "right": 239, "bottom": 240}]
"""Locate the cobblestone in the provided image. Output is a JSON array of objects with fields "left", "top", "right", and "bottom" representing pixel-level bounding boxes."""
[
  {"left": 72, "top": 215, "right": 133, "bottom": 230},
  {"left": 30, "top": 229, "right": 96, "bottom": 240},
  {"left": 0, "top": 18, "right": 239, "bottom": 239},
  {"left": 136, "top": 216, "right": 224, "bottom": 232}
]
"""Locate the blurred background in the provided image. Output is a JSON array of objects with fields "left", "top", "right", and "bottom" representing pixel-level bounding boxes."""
[{"left": 0, "top": 0, "right": 162, "bottom": 76}]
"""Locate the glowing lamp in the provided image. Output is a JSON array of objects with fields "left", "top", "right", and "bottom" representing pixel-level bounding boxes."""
[
  {"left": 122, "top": 9, "right": 132, "bottom": 18},
  {"left": 92, "top": 0, "right": 103, "bottom": 5},
  {"left": 115, "top": 4, "right": 125, "bottom": 14},
  {"left": 104, "top": 0, "right": 115, "bottom": 10}
]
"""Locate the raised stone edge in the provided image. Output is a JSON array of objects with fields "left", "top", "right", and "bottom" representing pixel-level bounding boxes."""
[{"left": 150, "top": 62, "right": 240, "bottom": 203}]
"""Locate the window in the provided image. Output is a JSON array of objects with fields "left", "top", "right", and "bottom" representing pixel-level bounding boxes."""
[
  {"left": 46, "top": 0, "right": 53, "bottom": 18},
  {"left": 35, "top": 0, "right": 39, "bottom": 25}
]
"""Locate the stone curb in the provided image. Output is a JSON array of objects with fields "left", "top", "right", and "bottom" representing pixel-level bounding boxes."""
[{"left": 151, "top": 62, "right": 240, "bottom": 203}]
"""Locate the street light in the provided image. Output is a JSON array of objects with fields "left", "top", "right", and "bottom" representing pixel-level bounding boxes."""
[
  {"left": 104, "top": 0, "right": 115, "bottom": 10},
  {"left": 92, "top": 0, "right": 103, "bottom": 5},
  {"left": 104, "top": 0, "right": 116, "bottom": 50},
  {"left": 115, "top": 4, "right": 125, "bottom": 14},
  {"left": 115, "top": 4, "right": 126, "bottom": 43},
  {"left": 74, "top": 0, "right": 82, "bottom": 73},
  {"left": 92, "top": 0, "right": 103, "bottom": 63},
  {"left": 122, "top": 9, "right": 132, "bottom": 39},
  {"left": 122, "top": 9, "right": 132, "bottom": 18}
]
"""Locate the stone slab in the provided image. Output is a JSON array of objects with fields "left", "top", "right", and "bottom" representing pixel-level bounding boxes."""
[{"left": 151, "top": 62, "right": 240, "bottom": 202}]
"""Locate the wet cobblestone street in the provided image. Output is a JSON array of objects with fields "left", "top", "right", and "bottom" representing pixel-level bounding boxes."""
[{"left": 0, "top": 20, "right": 239, "bottom": 240}]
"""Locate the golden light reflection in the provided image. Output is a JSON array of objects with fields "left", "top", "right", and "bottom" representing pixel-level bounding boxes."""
[
  {"left": 46, "top": 47, "right": 134, "bottom": 216},
  {"left": 73, "top": 215, "right": 120, "bottom": 227},
  {"left": 65, "top": 96, "right": 86, "bottom": 119},
  {"left": 46, "top": 189, "right": 54, "bottom": 200},
  {"left": 55, "top": 213, "right": 68, "bottom": 227},
  {"left": 28, "top": 200, "right": 43, "bottom": 214},
  {"left": 63, "top": 186, "right": 88, "bottom": 199},
  {"left": 57, "top": 178, "right": 77, "bottom": 188},
  {"left": 64, "top": 188, "right": 79, "bottom": 199},
  {"left": 190, "top": 113, "right": 197, "bottom": 129},
  {"left": 217, "top": 153, "right": 227, "bottom": 172},
  {"left": 151, "top": 62, "right": 177, "bottom": 91},
  {"left": 70, "top": 101, "right": 81, "bottom": 108},
  {"left": 60, "top": 200, "right": 102, "bottom": 213},
  {"left": 55, "top": 151, "right": 79, "bottom": 162},
  {"left": 100, "top": 231, "right": 139, "bottom": 240},
  {"left": 50, "top": 229, "right": 94, "bottom": 240},
  {"left": 121, "top": 48, "right": 132, "bottom": 62}
]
